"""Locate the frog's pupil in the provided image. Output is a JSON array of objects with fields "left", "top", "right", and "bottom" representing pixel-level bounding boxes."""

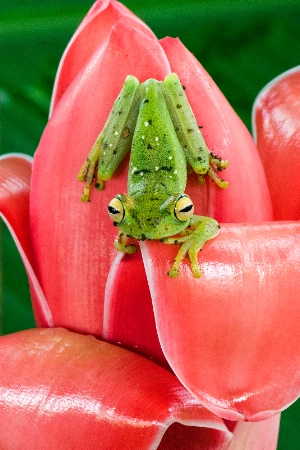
[
  {"left": 108, "top": 205, "right": 120, "bottom": 215},
  {"left": 180, "top": 204, "right": 193, "bottom": 213}
]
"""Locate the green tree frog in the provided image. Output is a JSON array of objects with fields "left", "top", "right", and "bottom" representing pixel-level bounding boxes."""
[{"left": 78, "top": 73, "right": 228, "bottom": 277}]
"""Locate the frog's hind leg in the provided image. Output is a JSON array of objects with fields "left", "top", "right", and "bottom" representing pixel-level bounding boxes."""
[
  {"left": 206, "top": 154, "right": 229, "bottom": 189},
  {"left": 162, "top": 73, "right": 229, "bottom": 190},
  {"left": 78, "top": 75, "right": 141, "bottom": 202},
  {"left": 78, "top": 136, "right": 104, "bottom": 202},
  {"left": 163, "top": 216, "right": 219, "bottom": 278}
]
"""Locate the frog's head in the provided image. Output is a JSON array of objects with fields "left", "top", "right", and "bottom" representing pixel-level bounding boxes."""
[{"left": 107, "top": 193, "right": 194, "bottom": 240}]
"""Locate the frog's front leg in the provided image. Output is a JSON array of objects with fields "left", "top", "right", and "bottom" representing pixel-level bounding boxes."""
[
  {"left": 163, "top": 216, "right": 219, "bottom": 278},
  {"left": 114, "top": 231, "right": 137, "bottom": 255},
  {"left": 78, "top": 75, "right": 141, "bottom": 201}
]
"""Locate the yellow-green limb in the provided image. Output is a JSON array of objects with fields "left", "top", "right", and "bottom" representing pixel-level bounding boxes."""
[
  {"left": 114, "top": 232, "right": 137, "bottom": 254},
  {"left": 77, "top": 135, "right": 104, "bottom": 202},
  {"left": 163, "top": 216, "right": 220, "bottom": 278}
]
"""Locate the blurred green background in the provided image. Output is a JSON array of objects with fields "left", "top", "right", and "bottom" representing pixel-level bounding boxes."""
[{"left": 1, "top": 0, "right": 300, "bottom": 447}]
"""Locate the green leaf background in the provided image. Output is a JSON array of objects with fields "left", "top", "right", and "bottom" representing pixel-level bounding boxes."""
[{"left": 1, "top": 1, "right": 300, "bottom": 447}]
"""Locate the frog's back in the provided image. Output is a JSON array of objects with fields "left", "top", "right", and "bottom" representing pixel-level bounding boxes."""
[{"left": 128, "top": 79, "right": 187, "bottom": 198}]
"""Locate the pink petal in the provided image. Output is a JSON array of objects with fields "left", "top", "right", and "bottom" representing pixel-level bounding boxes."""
[
  {"left": 50, "top": 0, "right": 155, "bottom": 113},
  {"left": 103, "top": 251, "right": 170, "bottom": 369},
  {"left": 0, "top": 154, "right": 52, "bottom": 327},
  {"left": 159, "top": 423, "right": 231, "bottom": 450},
  {"left": 141, "top": 223, "right": 300, "bottom": 421},
  {"left": 160, "top": 37, "right": 273, "bottom": 223},
  {"left": 253, "top": 66, "right": 300, "bottom": 219},
  {"left": 227, "top": 414, "right": 280, "bottom": 450},
  {"left": 30, "top": 22, "right": 170, "bottom": 335},
  {"left": 0, "top": 155, "right": 32, "bottom": 259},
  {"left": 0, "top": 328, "right": 232, "bottom": 449}
]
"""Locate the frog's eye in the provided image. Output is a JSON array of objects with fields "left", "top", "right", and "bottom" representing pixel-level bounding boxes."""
[
  {"left": 174, "top": 195, "right": 194, "bottom": 221},
  {"left": 108, "top": 197, "right": 124, "bottom": 223}
]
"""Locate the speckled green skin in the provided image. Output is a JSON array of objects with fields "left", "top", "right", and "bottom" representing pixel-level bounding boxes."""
[
  {"left": 98, "top": 74, "right": 216, "bottom": 240},
  {"left": 79, "top": 73, "right": 227, "bottom": 277},
  {"left": 118, "top": 78, "right": 189, "bottom": 240}
]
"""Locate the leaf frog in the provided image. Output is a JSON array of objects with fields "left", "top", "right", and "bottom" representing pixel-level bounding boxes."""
[{"left": 78, "top": 73, "right": 228, "bottom": 277}]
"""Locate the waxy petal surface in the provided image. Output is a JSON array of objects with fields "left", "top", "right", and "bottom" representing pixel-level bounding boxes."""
[
  {"left": 141, "top": 223, "right": 300, "bottom": 421},
  {"left": 160, "top": 37, "right": 273, "bottom": 223},
  {"left": 0, "top": 155, "right": 32, "bottom": 261},
  {"left": 0, "top": 155, "right": 52, "bottom": 327},
  {"left": 50, "top": 0, "right": 155, "bottom": 113},
  {"left": 103, "top": 251, "right": 170, "bottom": 369},
  {"left": 31, "top": 22, "right": 170, "bottom": 336},
  {"left": 0, "top": 328, "right": 232, "bottom": 449},
  {"left": 253, "top": 66, "right": 300, "bottom": 219},
  {"left": 227, "top": 415, "right": 280, "bottom": 450}
]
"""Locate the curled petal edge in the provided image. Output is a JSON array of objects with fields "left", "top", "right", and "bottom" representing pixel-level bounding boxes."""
[
  {"left": 0, "top": 328, "right": 232, "bottom": 449},
  {"left": 252, "top": 65, "right": 300, "bottom": 220},
  {"left": 0, "top": 154, "right": 53, "bottom": 327},
  {"left": 227, "top": 415, "right": 280, "bottom": 450}
]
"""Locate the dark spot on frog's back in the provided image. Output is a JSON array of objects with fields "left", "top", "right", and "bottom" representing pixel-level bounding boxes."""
[
  {"left": 133, "top": 168, "right": 150, "bottom": 176},
  {"left": 122, "top": 127, "right": 130, "bottom": 138}
]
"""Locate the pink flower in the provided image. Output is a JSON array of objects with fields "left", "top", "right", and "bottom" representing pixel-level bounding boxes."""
[{"left": 1, "top": 0, "right": 300, "bottom": 447}]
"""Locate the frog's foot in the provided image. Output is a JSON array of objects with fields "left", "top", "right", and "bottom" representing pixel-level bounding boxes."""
[
  {"left": 163, "top": 216, "right": 219, "bottom": 278},
  {"left": 166, "top": 236, "right": 202, "bottom": 278},
  {"left": 77, "top": 137, "right": 104, "bottom": 202},
  {"left": 114, "top": 232, "right": 137, "bottom": 254},
  {"left": 201, "top": 152, "right": 229, "bottom": 189}
]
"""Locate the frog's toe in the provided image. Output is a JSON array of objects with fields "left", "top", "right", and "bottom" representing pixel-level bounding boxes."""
[
  {"left": 190, "top": 259, "right": 202, "bottom": 278},
  {"left": 167, "top": 263, "right": 180, "bottom": 278},
  {"left": 187, "top": 248, "right": 202, "bottom": 278}
]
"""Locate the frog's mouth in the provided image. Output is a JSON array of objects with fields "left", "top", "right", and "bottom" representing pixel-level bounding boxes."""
[{"left": 122, "top": 216, "right": 188, "bottom": 241}]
